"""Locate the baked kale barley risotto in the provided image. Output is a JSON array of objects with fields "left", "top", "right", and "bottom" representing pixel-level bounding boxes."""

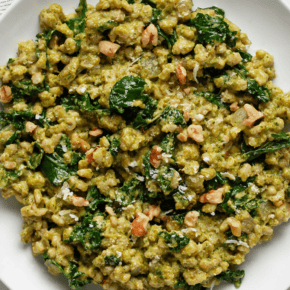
[{"left": 1, "top": 0, "right": 290, "bottom": 289}]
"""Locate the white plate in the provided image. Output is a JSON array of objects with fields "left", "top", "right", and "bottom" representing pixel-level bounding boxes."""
[{"left": 1, "top": 0, "right": 290, "bottom": 289}]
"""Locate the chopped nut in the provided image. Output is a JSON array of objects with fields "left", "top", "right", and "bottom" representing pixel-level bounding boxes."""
[
  {"left": 184, "top": 211, "right": 200, "bottom": 228},
  {"left": 131, "top": 213, "right": 150, "bottom": 237},
  {"left": 72, "top": 195, "right": 89, "bottom": 207},
  {"left": 105, "top": 205, "right": 116, "bottom": 216},
  {"left": 243, "top": 104, "right": 264, "bottom": 127},
  {"left": 150, "top": 145, "right": 162, "bottom": 168},
  {"left": 177, "top": 131, "right": 188, "bottom": 142},
  {"left": 183, "top": 111, "right": 190, "bottom": 122},
  {"left": 146, "top": 205, "right": 161, "bottom": 221},
  {"left": 183, "top": 88, "right": 191, "bottom": 94},
  {"left": 89, "top": 128, "right": 103, "bottom": 137},
  {"left": 99, "top": 41, "right": 120, "bottom": 58},
  {"left": 86, "top": 148, "right": 98, "bottom": 164},
  {"left": 176, "top": 63, "right": 187, "bottom": 85},
  {"left": 142, "top": 24, "right": 158, "bottom": 47},
  {"left": 0, "top": 85, "right": 12, "bottom": 103},
  {"left": 230, "top": 102, "right": 239, "bottom": 112},
  {"left": 25, "top": 121, "right": 38, "bottom": 133},
  {"left": 273, "top": 200, "right": 284, "bottom": 207},
  {"left": 71, "top": 133, "right": 91, "bottom": 152},
  {"left": 187, "top": 124, "right": 204, "bottom": 143},
  {"left": 226, "top": 217, "right": 242, "bottom": 237},
  {"left": 199, "top": 187, "right": 224, "bottom": 204}
]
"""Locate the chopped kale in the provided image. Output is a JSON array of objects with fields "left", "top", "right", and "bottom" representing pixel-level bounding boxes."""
[
  {"left": 6, "top": 58, "right": 15, "bottom": 68},
  {"left": 156, "top": 270, "right": 163, "bottom": 278},
  {"left": 233, "top": 195, "right": 264, "bottom": 212},
  {"left": 202, "top": 6, "right": 225, "bottom": 17},
  {"left": 104, "top": 255, "right": 121, "bottom": 266},
  {"left": 27, "top": 143, "right": 44, "bottom": 170},
  {"left": 271, "top": 131, "right": 289, "bottom": 140},
  {"left": 172, "top": 212, "right": 186, "bottom": 224},
  {"left": 226, "top": 230, "right": 248, "bottom": 242},
  {"left": 109, "top": 76, "right": 157, "bottom": 128},
  {"left": 247, "top": 79, "right": 270, "bottom": 103},
  {"left": 43, "top": 254, "right": 91, "bottom": 290},
  {"left": 195, "top": 91, "right": 230, "bottom": 110},
  {"left": 157, "top": 165, "right": 175, "bottom": 193},
  {"left": 236, "top": 49, "right": 252, "bottom": 62},
  {"left": 144, "top": 149, "right": 155, "bottom": 179},
  {"left": 242, "top": 135, "right": 290, "bottom": 162},
  {"left": 86, "top": 186, "right": 112, "bottom": 212},
  {"left": 127, "top": 0, "right": 135, "bottom": 3},
  {"left": 0, "top": 165, "right": 21, "bottom": 190},
  {"left": 189, "top": 13, "right": 237, "bottom": 47},
  {"left": 159, "top": 133, "right": 175, "bottom": 156},
  {"left": 216, "top": 269, "right": 245, "bottom": 288},
  {"left": 97, "top": 20, "right": 119, "bottom": 33},
  {"left": 204, "top": 171, "right": 227, "bottom": 191},
  {"left": 61, "top": 92, "right": 108, "bottom": 114},
  {"left": 159, "top": 107, "right": 185, "bottom": 127},
  {"left": 64, "top": 214, "right": 102, "bottom": 250},
  {"left": 141, "top": 0, "right": 157, "bottom": 8},
  {"left": 158, "top": 231, "right": 190, "bottom": 251},
  {"left": 65, "top": 0, "right": 87, "bottom": 35},
  {"left": 10, "top": 80, "right": 49, "bottom": 101},
  {"left": 174, "top": 278, "right": 206, "bottom": 290},
  {"left": 115, "top": 176, "right": 145, "bottom": 207},
  {"left": 106, "top": 135, "right": 121, "bottom": 158},
  {"left": 221, "top": 176, "right": 256, "bottom": 213}
]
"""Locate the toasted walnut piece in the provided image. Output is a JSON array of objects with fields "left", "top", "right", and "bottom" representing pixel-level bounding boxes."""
[
  {"left": 72, "top": 195, "right": 89, "bottom": 207},
  {"left": 105, "top": 205, "right": 116, "bottom": 216},
  {"left": 3, "top": 161, "right": 17, "bottom": 170},
  {"left": 273, "top": 200, "right": 284, "bottom": 207},
  {"left": 146, "top": 205, "right": 161, "bottom": 221},
  {"left": 150, "top": 145, "right": 162, "bottom": 168},
  {"left": 131, "top": 213, "right": 150, "bottom": 237},
  {"left": 176, "top": 63, "right": 187, "bottom": 85},
  {"left": 199, "top": 187, "right": 224, "bottom": 204},
  {"left": 187, "top": 124, "right": 204, "bottom": 143},
  {"left": 243, "top": 104, "right": 264, "bottom": 127},
  {"left": 183, "top": 111, "right": 190, "bottom": 122},
  {"left": 184, "top": 211, "right": 200, "bottom": 228},
  {"left": 142, "top": 23, "right": 158, "bottom": 47},
  {"left": 99, "top": 41, "right": 120, "bottom": 58},
  {"left": 226, "top": 217, "right": 242, "bottom": 237},
  {"left": 0, "top": 85, "right": 12, "bottom": 103},
  {"left": 89, "top": 128, "right": 103, "bottom": 137},
  {"left": 230, "top": 102, "right": 239, "bottom": 112},
  {"left": 71, "top": 133, "right": 91, "bottom": 152},
  {"left": 25, "top": 122, "right": 38, "bottom": 133},
  {"left": 177, "top": 130, "right": 188, "bottom": 142},
  {"left": 86, "top": 148, "right": 98, "bottom": 164}
]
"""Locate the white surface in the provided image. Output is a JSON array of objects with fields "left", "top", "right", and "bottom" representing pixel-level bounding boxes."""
[
  {"left": 1, "top": 0, "right": 290, "bottom": 289},
  {"left": 0, "top": 0, "right": 13, "bottom": 16}
]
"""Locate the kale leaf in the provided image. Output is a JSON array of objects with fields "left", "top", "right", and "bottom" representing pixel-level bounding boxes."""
[
  {"left": 61, "top": 92, "right": 109, "bottom": 115},
  {"left": 233, "top": 195, "right": 264, "bottom": 212},
  {"left": 115, "top": 176, "right": 145, "bottom": 207},
  {"left": 109, "top": 76, "right": 157, "bottom": 128},
  {"left": 27, "top": 143, "right": 44, "bottom": 170},
  {"left": 236, "top": 49, "right": 252, "bottom": 62},
  {"left": 204, "top": 171, "right": 227, "bottom": 191},
  {"left": 221, "top": 176, "right": 256, "bottom": 213},
  {"left": 195, "top": 91, "right": 230, "bottom": 110},
  {"left": 0, "top": 165, "right": 21, "bottom": 190},
  {"left": 65, "top": 0, "right": 87, "bottom": 35},
  {"left": 104, "top": 255, "right": 121, "bottom": 266},
  {"left": 160, "top": 107, "right": 186, "bottom": 127},
  {"left": 64, "top": 214, "right": 102, "bottom": 250},
  {"left": 158, "top": 231, "right": 190, "bottom": 251},
  {"left": 216, "top": 269, "right": 245, "bottom": 288},
  {"left": 6, "top": 58, "right": 15, "bottom": 68},
  {"left": 174, "top": 278, "right": 206, "bottom": 290},
  {"left": 202, "top": 6, "right": 225, "bottom": 17},
  {"left": 159, "top": 133, "right": 175, "bottom": 156},
  {"left": 97, "top": 20, "right": 119, "bottom": 33},
  {"left": 43, "top": 254, "right": 91, "bottom": 290},
  {"left": 247, "top": 79, "right": 270, "bottom": 103},
  {"left": 86, "top": 186, "right": 112, "bottom": 212},
  {"left": 242, "top": 135, "right": 290, "bottom": 162},
  {"left": 10, "top": 80, "right": 49, "bottom": 101},
  {"left": 172, "top": 212, "right": 186, "bottom": 225},
  {"left": 106, "top": 135, "right": 121, "bottom": 158},
  {"left": 157, "top": 165, "right": 175, "bottom": 193},
  {"left": 189, "top": 13, "right": 237, "bottom": 47}
]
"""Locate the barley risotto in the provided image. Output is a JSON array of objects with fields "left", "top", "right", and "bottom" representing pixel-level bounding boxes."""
[{"left": 1, "top": 0, "right": 290, "bottom": 289}]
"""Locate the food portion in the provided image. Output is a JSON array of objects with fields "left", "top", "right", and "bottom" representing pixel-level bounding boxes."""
[{"left": 1, "top": 0, "right": 290, "bottom": 289}]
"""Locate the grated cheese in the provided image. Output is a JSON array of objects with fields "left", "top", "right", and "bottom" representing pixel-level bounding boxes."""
[
  {"left": 193, "top": 63, "right": 200, "bottom": 83},
  {"left": 225, "top": 240, "right": 249, "bottom": 248}
]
